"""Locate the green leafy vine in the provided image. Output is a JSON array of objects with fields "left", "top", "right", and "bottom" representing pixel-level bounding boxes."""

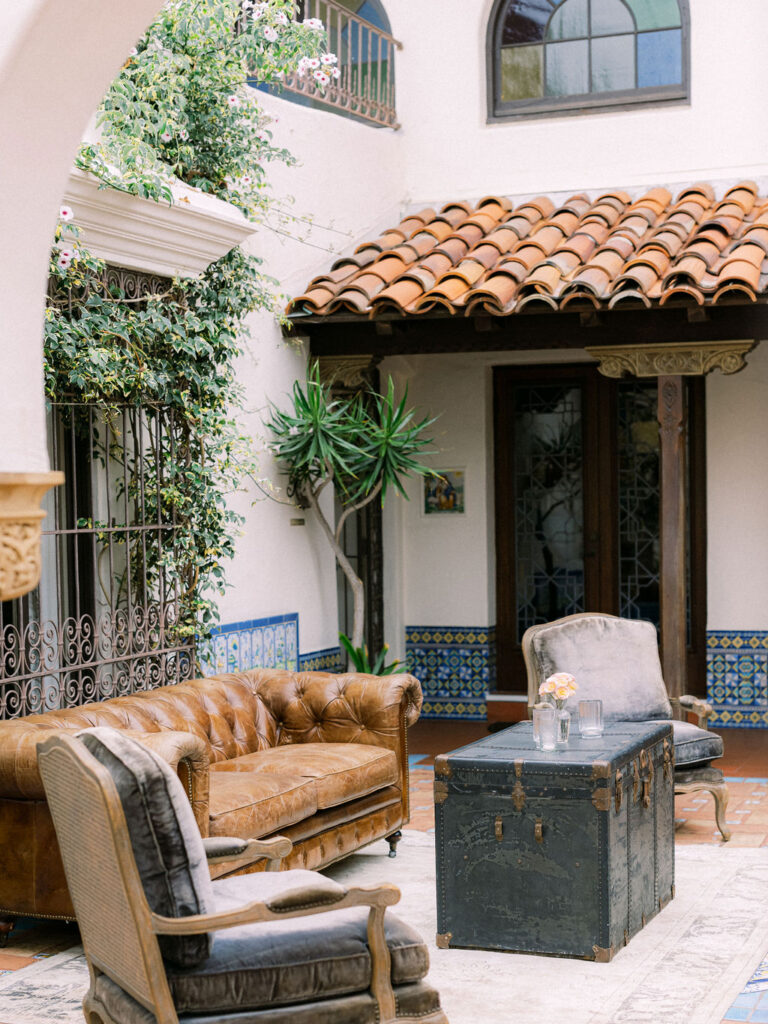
[{"left": 44, "top": 0, "right": 332, "bottom": 648}]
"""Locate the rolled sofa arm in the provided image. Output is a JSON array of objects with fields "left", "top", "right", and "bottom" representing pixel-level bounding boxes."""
[
  {"left": 247, "top": 669, "right": 423, "bottom": 749},
  {"left": 0, "top": 726, "right": 210, "bottom": 832},
  {"left": 129, "top": 730, "right": 210, "bottom": 835},
  {"left": 674, "top": 694, "right": 714, "bottom": 729}
]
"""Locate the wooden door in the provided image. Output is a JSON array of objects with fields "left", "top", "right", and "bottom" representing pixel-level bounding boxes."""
[{"left": 493, "top": 365, "right": 706, "bottom": 694}]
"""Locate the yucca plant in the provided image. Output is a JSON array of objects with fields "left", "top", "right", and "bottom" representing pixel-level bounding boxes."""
[
  {"left": 339, "top": 634, "right": 402, "bottom": 676},
  {"left": 267, "top": 362, "right": 437, "bottom": 654}
]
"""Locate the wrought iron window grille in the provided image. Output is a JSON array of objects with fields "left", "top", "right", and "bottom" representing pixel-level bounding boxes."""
[{"left": 1, "top": 268, "right": 194, "bottom": 720}]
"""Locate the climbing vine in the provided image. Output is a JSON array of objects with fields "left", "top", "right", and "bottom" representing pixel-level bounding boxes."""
[{"left": 45, "top": 0, "right": 332, "bottom": 643}]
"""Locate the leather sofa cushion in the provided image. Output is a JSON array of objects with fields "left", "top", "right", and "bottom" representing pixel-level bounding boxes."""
[
  {"left": 208, "top": 773, "right": 317, "bottom": 839},
  {"left": 77, "top": 727, "right": 214, "bottom": 968},
  {"left": 653, "top": 719, "right": 724, "bottom": 767},
  {"left": 164, "top": 872, "right": 430, "bottom": 1014},
  {"left": 210, "top": 743, "right": 399, "bottom": 810}
]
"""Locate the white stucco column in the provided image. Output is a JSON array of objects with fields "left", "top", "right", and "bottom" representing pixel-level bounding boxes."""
[{"left": 0, "top": 0, "right": 167, "bottom": 473}]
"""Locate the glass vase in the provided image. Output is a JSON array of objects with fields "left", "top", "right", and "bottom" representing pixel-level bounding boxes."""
[{"left": 556, "top": 708, "right": 571, "bottom": 747}]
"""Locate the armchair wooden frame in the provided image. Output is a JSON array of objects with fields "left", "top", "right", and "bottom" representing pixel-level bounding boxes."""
[
  {"left": 522, "top": 612, "right": 730, "bottom": 841},
  {"left": 37, "top": 734, "right": 447, "bottom": 1024}
]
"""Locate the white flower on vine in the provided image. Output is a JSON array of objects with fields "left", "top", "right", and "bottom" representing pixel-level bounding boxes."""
[
  {"left": 303, "top": 17, "right": 324, "bottom": 30},
  {"left": 57, "top": 250, "right": 74, "bottom": 269},
  {"left": 321, "top": 53, "right": 338, "bottom": 65},
  {"left": 240, "top": 174, "right": 253, "bottom": 186},
  {"left": 263, "top": 25, "right": 278, "bottom": 42},
  {"left": 160, "top": 130, "right": 173, "bottom": 142},
  {"left": 227, "top": 94, "right": 241, "bottom": 107},
  {"left": 331, "top": 66, "right": 340, "bottom": 79},
  {"left": 250, "top": 2, "right": 267, "bottom": 17},
  {"left": 59, "top": 205, "right": 74, "bottom": 223},
  {"left": 179, "top": 128, "right": 189, "bottom": 141},
  {"left": 129, "top": 47, "right": 138, "bottom": 57},
  {"left": 255, "top": 129, "right": 269, "bottom": 142},
  {"left": 307, "top": 57, "right": 320, "bottom": 69},
  {"left": 275, "top": 11, "right": 289, "bottom": 26},
  {"left": 314, "top": 69, "right": 330, "bottom": 86}
]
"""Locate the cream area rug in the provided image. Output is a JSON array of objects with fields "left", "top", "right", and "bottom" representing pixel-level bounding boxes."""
[{"left": 0, "top": 833, "right": 766, "bottom": 1024}]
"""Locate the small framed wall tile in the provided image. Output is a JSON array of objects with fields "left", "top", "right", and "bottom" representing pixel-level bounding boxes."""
[{"left": 423, "top": 469, "right": 466, "bottom": 516}]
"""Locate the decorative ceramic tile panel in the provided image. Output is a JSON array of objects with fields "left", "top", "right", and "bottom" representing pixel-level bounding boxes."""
[
  {"left": 707, "top": 631, "right": 768, "bottom": 729},
  {"left": 199, "top": 613, "right": 299, "bottom": 675},
  {"left": 405, "top": 626, "right": 493, "bottom": 720},
  {"left": 299, "top": 646, "right": 345, "bottom": 673}
]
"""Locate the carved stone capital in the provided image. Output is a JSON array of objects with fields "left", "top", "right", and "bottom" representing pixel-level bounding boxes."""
[
  {"left": 586, "top": 340, "right": 756, "bottom": 378},
  {"left": 0, "top": 472, "right": 64, "bottom": 601},
  {"left": 316, "top": 355, "right": 377, "bottom": 391}
]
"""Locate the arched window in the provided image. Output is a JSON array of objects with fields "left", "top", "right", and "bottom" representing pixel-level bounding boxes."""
[{"left": 488, "top": 0, "right": 689, "bottom": 119}]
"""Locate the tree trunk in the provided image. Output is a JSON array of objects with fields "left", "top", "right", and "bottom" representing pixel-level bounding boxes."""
[{"left": 304, "top": 483, "right": 367, "bottom": 650}]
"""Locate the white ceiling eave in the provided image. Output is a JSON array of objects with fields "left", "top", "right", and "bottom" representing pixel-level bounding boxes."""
[{"left": 62, "top": 167, "right": 256, "bottom": 278}]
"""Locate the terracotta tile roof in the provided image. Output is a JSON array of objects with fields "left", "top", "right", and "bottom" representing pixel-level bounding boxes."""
[{"left": 287, "top": 182, "right": 768, "bottom": 318}]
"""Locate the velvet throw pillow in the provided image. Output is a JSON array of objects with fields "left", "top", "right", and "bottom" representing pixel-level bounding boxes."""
[{"left": 77, "top": 727, "right": 214, "bottom": 967}]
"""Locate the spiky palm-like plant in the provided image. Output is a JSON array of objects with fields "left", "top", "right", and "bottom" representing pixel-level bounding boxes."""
[{"left": 267, "top": 362, "right": 436, "bottom": 653}]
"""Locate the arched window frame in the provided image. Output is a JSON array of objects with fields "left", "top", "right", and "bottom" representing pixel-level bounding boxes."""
[{"left": 487, "top": 0, "right": 690, "bottom": 120}]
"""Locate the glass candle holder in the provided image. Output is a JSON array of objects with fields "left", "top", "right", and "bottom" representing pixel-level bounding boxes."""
[
  {"left": 578, "top": 699, "right": 604, "bottom": 737},
  {"left": 533, "top": 705, "right": 556, "bottom": 752}
]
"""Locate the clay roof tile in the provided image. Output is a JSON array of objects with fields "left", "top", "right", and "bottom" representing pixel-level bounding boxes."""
[
  {"left": 465, "top": 243, "right": 504, "bottom": 270},
  {"left": 371, "top": 279, "right": 425, "bottom": 311},
  {"left": 290, "top": 181, "right": 768, "bottom": 320}
]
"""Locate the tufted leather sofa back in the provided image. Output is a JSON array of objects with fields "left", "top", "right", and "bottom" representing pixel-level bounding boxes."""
[
  {"left": 0, "top": 668, "right": 421, "bottom": 768},
  {"left": 3, "top": 675, "right": 276, "bottom": 765}
]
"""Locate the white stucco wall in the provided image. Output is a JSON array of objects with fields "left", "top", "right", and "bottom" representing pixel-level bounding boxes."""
[
  {"left": 382, "top": 342, "right": 768, "bottom": 655},
  {"left": 706, "top": 340, "right": 768, "bottom": 631},
  {"left": 381, "top": 349, "right": 596, "bottom": 659},
  {"left": 215, "top": 92, "right": 404, "bottom": 654},
  {"left": 387, "top": 0, "right": 768, "bottom": 205},
  {"left": 0, "top": 0, "right": 166, "bottom": 474}
]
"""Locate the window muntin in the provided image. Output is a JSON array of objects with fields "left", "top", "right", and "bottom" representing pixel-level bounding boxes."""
[{"left": 490, "top": 0, "right": 688, "bottom": 118}]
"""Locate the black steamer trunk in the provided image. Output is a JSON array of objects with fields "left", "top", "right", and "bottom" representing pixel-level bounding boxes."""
[{"left": 434, "top": 722, "right": 674, "bottom": 961}]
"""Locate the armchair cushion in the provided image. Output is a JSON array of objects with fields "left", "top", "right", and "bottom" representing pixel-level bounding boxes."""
[
  {"left": 93, "top": 974, "right": 443, "bottom": 1024},
  {"left": 165, "top": 872, "right": 430, "bottom": 1014},
  {"left": 530, "top": 615, "right": 673, "bottom": 722},
  {"left": 77, "top": 727, "right": 214, "bottom": 968},
  {"left": 659, "top": 719, "right": 724, "bottom": 767}
]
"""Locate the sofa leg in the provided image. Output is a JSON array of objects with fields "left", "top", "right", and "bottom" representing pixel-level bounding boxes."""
[
  {"left": 0, "top": 918, "right": 15, "bottom": 947},
  {"left": 386, "top": 831, "right": 402, "bottom": 858}
]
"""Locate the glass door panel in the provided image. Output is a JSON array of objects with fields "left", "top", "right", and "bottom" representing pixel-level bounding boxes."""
[{"left": 513, "top": 383, "right": 585, "bottom": 639}]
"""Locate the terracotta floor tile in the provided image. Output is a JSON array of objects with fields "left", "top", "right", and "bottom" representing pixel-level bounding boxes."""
[{"left": 0, "top": 953, "right": 37, "bottom": 970}]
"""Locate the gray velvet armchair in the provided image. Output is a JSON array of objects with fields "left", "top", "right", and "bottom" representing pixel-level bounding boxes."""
[
  {"left": 522, "top": 612, "right": 730, "bottom": 841},
  {"left": 36, "top": 727, "right": 448, "bottom": 1024}
]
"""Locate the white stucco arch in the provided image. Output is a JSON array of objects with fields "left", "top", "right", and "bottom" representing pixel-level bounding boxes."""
[{"left": 0, "top": 0, "right": 167, "bottom": 472}]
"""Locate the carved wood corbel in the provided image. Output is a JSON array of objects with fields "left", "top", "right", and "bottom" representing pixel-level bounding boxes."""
[
  {"left": 0, "top": 472, "right": 64, "bottom": 600},
  {"left": 585, "top": 340, "right": 755, "bottom": 378}
]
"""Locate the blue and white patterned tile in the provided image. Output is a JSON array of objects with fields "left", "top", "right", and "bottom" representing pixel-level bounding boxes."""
[
  {"left": 213, "top": 634, "right": 227, "bottom": 674},
  {"left": 708, "top": 631, "right": 768, "bottom": 729},
  {"left": 275, "top": 623, "right": 286, "bottom": 669},
  {"left": 251, "top": 629, "right": 264, "bottom": 668},
  {"left": 286, "top": 620, "right": 298, "bottom": 663},
  {"left": 239, "top": 630, "right": 252, "bottom": 671},
  {"left": 202, "top": 614, "right": 299, "bottom": 676},
  {"left": 226, "top": 632, "right": 239, "bottom": 672},
  {"left": 406, "top": 625, "right": 494, "bottom": 720},
  {"left": 263, "top": 626, "right": 275, "bottom": 668}
]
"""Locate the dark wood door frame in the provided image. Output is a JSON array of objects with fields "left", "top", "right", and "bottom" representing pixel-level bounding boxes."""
[{"left": 493, "top": 365, "right": 707, "bottom": 695}]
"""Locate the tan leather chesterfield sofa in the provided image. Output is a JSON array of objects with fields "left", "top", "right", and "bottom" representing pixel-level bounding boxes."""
[{"left": 0, "top": 667, "right": 422, "bottom": 922}]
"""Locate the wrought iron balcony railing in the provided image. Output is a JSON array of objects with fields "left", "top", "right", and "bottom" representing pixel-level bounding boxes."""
[{"left": 281, "top": 0, "right": 401, "bottom": 128}]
